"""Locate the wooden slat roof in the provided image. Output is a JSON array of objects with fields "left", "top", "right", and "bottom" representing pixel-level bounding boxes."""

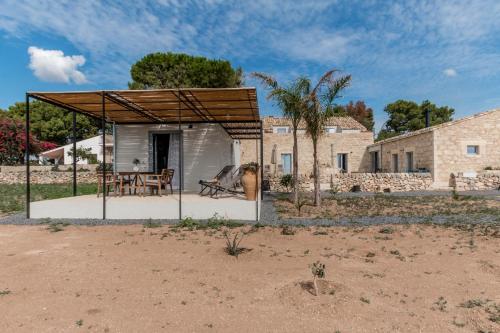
[{"left": 28, "top": 88, "right": 261, "bottom": 139}]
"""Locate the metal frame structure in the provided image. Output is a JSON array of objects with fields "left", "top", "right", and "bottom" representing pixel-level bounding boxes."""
[{"left": 25, "top": 88, "right": 262, "bottom": 221}]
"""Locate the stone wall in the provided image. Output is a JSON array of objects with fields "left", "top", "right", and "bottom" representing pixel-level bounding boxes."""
[
  {"left": 451, "top": 171, "right": 500, "bottom": 191},
  {"left": 267, "top": 172, "right": 433, "bottom": 193},
  {"left": 0, "top": 165, "right": 99, "bottom": 184}
]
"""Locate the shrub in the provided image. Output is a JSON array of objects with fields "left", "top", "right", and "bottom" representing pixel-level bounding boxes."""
[
  {"left": 281, "top": 225, "right": 295, "bottom": 235},
  {"left": 279, "top": 174, "right": 294, "bottom": 192}
]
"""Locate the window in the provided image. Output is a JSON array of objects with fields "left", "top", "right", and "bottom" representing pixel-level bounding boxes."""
[
  {"left": 325, "top": 126, "right": 337, "bottom": 133},
  {"left": 392, "top": 154, "right": 399, "bottom": 172},
  {"left": 467, "top": 145, "right": 479, "bottom": 155},
  {"left": 337, "top": 153, "right": 348, "bottom": 172},
  {"left": 405, "top": 152, "right": 414, "bottom": 172},
  {"left": 281, "top": 153, "right": 292, "bottom": 175},
  {"left": 274, "top": 126, "right": 289, "bottom": 134}
]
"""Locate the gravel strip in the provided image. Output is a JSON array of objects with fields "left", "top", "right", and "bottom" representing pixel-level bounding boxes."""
[{"left": 1, "top": 190, "right": 498, "bottom": 226}]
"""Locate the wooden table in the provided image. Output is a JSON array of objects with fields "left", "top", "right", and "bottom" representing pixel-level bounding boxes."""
[{"left": 116, "top": 172, "right": 154, "bottom": 196}]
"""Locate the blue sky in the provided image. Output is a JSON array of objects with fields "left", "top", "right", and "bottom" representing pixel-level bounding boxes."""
[{"left": 2, "top": 0, "right": 500, "bottom": 132}]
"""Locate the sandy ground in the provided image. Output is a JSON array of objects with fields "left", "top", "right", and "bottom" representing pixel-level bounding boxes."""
[{"left": 0, "top": 223, "right": 499, "bottom": 333}]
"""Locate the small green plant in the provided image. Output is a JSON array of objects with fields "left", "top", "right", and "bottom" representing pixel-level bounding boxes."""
[
  {"left": 0, "top": 290, "right": 11, "bottom": 296},
  {"left": 47, "top": 222, "right": 69, "bottom": 233},
  {"left": 310, "top": 261, "right": 326, "bottom": 296},
  {"left": 379, "top": 226, "right": 394, "bottom": 234},
  {"left": 223, "top": 230, "right": 245, "bottom": 257},
  {"left": 360, "top": 296, "right": 370, "bottom": 304},
  {"left": 75, "top": 319, "right": 83, "bottom": 327},
  {"left": 143, "top": 219, "right": 162, "bottom": 228},
  {"left": 176, "top": 217, "right": 199, "bottom": 230},
  {"left": 281, "top": 225, "right": 295, "bottom": 235}
]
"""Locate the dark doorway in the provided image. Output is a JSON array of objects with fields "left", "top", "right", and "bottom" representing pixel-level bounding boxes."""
[{"left": 153, "top": 134, "right": 170, "bottom": 174}]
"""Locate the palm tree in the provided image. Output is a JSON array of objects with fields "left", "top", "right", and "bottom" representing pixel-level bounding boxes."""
[
  {"left": 302, "top": 70, "right": 351, "bottom": 206},
  {"left": 251, "top": 73, "right": 308, "bottom": 205}
]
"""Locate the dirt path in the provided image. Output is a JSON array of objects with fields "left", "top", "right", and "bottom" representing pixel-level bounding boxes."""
[{"left": 0, "top": 224, "right": 498, "bottom": 332}]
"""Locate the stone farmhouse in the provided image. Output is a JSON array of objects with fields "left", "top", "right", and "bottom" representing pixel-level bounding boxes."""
[
  {"left": 367, "top": 108, "right": 500, "bottom": 187},
  {"left": 240, "top": 109, "right": 500, "bottom": 192},
  {"left": 240, "top": 115, "right": 374, "bottom": 177}
]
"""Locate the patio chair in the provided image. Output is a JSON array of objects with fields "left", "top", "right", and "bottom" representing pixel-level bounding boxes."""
[
  {"left": 97, "top": 173, "right": 120, "bottom": 197},
  {"left": 199, "top": 166, "right": 243, "bottom": 198},
  {"left": 144, "top": 169, "right": 174, "bottom": 196}
]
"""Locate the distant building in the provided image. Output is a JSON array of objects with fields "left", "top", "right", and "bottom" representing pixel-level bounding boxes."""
[
  {"left": 240, "top": 116, "right": 374, "bottom": 177},
  {"left": 367, "top": 109, "right": 500, "bottom": 186},
  {"left": 39, "top": 135, "right": 113, "bottom": 165}
]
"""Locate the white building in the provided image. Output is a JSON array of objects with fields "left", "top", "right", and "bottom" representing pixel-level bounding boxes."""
[{"left": 39, "top": 135, "right": 113, "bottom": 165}]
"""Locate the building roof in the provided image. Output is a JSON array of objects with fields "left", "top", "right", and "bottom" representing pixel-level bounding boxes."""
[
  {"left": 370, "top": 108, "right": 500, "bottom": 146},
  {"left": 262, "top": 116, "right": 368, "bottom": 131},
  {"left": 28, "top": 88, "right": 261, "bottom": 140}
]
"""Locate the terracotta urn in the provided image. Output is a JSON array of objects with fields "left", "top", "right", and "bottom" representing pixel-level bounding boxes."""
[{"left": 241, "top": 169, "right": 258, "bottom": 201}]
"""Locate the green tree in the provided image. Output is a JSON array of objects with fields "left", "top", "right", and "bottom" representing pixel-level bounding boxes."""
[
  {"left": 302, "top": 70, "right": 352, "bottom": 206},
  {"left": 6, "top": 101, "right": 100, "bottom": 146},
  {"left": 252, "top": 72, "right": 309, "bottom": 205},
  {"left": 376, "top": 100, "right": 454, "bottom": 141},
  {"left": 129, "top": 52, "right": 243, "bottom": 89}
]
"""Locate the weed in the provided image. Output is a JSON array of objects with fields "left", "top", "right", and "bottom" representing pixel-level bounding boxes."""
[
  {"left": 143, "top": 219, "right": 162, "bottom": 228},
  {"left": 47, "top": 222, "right": 69, "bottom": 233},
  {"left": 281, "top": 225, "right": 295, "bottom": 235},
  {"left": 176, "top": 217, "right": 199, "bottom": 230},
  {"left": 360, "top": 296, "right": 370, "bottom": 304},
  {"left": 0, "top": 290, "right": 11, "bottom": 296},
  {"left": 460, "top": 299, "right": 488, "bottom": 308},
  {"left": 379, "top": 226, "right": 394, "bottom": 234},
  {"left": 433, "top": 296, "right": 447, "bottom": 312},
  {"left": 75, "top": 319, "right": 83, "bottom": 327}
]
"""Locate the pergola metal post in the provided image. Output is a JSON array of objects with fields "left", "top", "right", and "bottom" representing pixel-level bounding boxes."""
[
  {"left": 260, "top": 120, "right": 264, "bottom": 201},
  {"left": 72, "top": 111, "right": 77, "bottom": 196},
  {"left": 25, "top": 93, "right": 30, "bottom": 219},
  {"left": 255, "top": 122, "right": 259, "bottom": 221},
  {"left": 102, "top": 92, "right": 106, "bottom": 220},
  {"left": 177, "top": 88, "right": 182, "bottom": 221}
]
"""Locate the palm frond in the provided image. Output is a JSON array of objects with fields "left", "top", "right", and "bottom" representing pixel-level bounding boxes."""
[{"left": 250, "top": 72, "right": 278, "bottom": 90}]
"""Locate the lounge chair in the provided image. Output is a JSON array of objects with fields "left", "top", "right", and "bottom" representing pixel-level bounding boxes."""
[{"left": 199, "top": 165, "right": 243, "bottom": 198}]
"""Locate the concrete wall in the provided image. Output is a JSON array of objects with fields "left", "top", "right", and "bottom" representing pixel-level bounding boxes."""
[
  {"left": 434, "top": 110, "right": 500, "bottom": 182},
  {"left": 115, "top": 124, "right": 235, "bottom": 192},
  {"left": 240, "top": 131, "right": 374, "bottom": 177}
]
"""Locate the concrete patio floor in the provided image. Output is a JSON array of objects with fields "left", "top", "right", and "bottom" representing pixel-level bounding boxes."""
[{"left": 30, "top": 193, "right": 259, "bottom": 220}]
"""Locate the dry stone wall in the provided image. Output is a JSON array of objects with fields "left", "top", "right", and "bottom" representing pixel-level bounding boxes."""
[
  {"left": 267, "top": 172, "right": 433, "bottom": 193},
  {"left": 0, "top": 165, "right": 99, "bottom": 184},
  {"left": 451, "top": 171, "right": 500, "bottom": 191}
]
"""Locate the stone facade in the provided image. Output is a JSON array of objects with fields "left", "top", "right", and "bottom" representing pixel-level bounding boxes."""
[
  {"left": 240, "top": 116, "right": 374, "bottom": 177},
  {"left": 267, "top": 172, "right": 433, "bottom": 193},
  {"left": 368, "top": 109, "right": 500, "bottom": 185},
  {"left": 451, "top": 171, "right": 500, "bottom": 191}
]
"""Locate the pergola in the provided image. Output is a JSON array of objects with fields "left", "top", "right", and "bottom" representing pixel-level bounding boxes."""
[{"left": 25, "top": 88, "right": 263, "bottom": 219}]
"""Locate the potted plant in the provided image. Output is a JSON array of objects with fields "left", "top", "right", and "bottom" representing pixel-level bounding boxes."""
[
  {"left": 132, "top": 158, "right": 140, "bottom": 172},
  {"left": 240, "top": 162, "right": 259, "bottom": 200}
]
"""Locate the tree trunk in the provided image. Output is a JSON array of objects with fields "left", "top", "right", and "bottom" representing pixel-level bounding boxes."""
[
  {"left": 292, "top": 127, "right": 299, "bottom": 205},
  {"left": 313, "top": 275, "right": 319, "bottom": 296},
  {"left": 313, "top": 140, "right": 321, "bottom": 206}
]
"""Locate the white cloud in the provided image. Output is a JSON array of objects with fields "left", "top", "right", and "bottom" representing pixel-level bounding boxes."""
[
  {"left": 28, "top": 47, "right": 87, "bottom": 84},
  {"left": 443, "top": 68, "right": 457, "bottom": 77}
]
